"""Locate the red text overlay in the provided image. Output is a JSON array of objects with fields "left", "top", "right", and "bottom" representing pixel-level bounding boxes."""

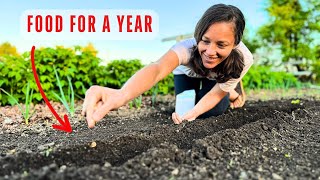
[{"left": 21, "top": 10, "right": 159, "bottom": 40}]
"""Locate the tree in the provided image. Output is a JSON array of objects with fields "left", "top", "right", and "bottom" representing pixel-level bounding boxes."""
[
  {"left": 0, "top": 42, "right": 19, "bottom": 57},
  {"left": 258, "top": 0, "right": 320, "bottom": 71},
  {"left": 83, "top": 43, "right": 98, "bottom": 57},
  {"left": 242, "top": 28, "right": 261, "bottom": 54}
]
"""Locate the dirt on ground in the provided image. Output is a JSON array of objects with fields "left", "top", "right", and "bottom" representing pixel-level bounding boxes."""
[{"left": 0, "top": 89, "right": 320, "bottom": 180}]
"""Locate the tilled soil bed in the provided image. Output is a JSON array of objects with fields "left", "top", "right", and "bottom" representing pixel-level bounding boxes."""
[{"left": 0, "top": 98, "right": 320, "bottom": 179}]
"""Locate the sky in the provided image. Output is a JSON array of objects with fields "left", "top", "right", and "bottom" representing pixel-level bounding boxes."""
[{"left": 0, "top": 0, "right": 268, "bottom": 65}]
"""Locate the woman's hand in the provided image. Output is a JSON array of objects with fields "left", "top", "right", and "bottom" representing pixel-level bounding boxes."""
[
  {"left": 81, "top": 85, "right": 127, "bottom": 128},
  {"left": 229, "top": 81, "right": 246, "bottom": 109},
  {"left": 230, "top": 94, "right": 245, "bottom": 109},
  {"left": 171, "top": 109, "right": 199, "bottom": 124}
]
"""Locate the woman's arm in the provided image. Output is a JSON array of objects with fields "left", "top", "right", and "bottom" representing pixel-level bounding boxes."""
[
  {"left": 82, "top": 50, "right": 179, "bottom": 128},
  {"left": 120, "top": 50, "right": 179, "bottom": 103},
  {"left": 172, "top": 83, "right": 228, "bottom": 124}
]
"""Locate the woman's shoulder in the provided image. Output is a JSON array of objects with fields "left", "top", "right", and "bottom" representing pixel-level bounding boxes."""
[
  {"left": 172, "top": 38, "right": 196, "bottom": 49},
  {"left": 170, "top": 38, "right": 196, "bottom": 65},
  {"left": 236, "top": 41, "right": 254, "bottom": 66}
]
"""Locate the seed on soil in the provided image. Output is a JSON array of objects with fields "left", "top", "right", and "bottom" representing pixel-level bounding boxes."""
[
  {"left": 272, "top": 173, "right": 283, "bottom": 180},
  {"left": 3, "top": 118, "right": 13, "bottom": 125},
  {"left": 37, "top": 142, "right": 55, "bottom": 151},
  {"left": 59, "top": 165, "right": 67, "bottom": 172},
  {"left": 1, "top": 98, "right": 319, "bottom": 179},
  {"left": 90, "top": 141, "right": 97, "bottom": 148},
  {"left": 261, "top": 124, "right": 269, "bottom": 131},
  {"left": 7, "top": 149, "right": 16, "bottom": 155},
  {"left": 171, "top": 168, "right": 179, "bottom": 176},
  {"left": 104, "top": 162, "right": 111, "bottom": 167}
]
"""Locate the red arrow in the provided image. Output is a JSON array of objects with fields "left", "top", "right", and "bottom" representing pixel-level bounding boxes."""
[{"left": 30, "top": 46, "right": 72, "bottom": 133}]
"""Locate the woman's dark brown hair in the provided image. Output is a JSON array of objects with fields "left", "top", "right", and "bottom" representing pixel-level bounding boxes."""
[{"left": 188, "top": 4, "right": 245, "bottom": 83}]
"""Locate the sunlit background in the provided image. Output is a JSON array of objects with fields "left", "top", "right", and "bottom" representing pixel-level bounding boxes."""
[
  {"left": 0, "top": 0, "right": 319, "bottom": 107},
  {"left": 1, "top": 0, "right": 268, "bottom": 64}
]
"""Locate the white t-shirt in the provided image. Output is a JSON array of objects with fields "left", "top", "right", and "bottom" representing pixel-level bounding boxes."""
[{"left": 171, "top": 38, "right": 253, "bottom": 92}]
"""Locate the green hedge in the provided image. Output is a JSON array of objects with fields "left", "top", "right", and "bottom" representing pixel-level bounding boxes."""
[
  {"left": 0, "top": 45, "right": 305, "bottom": 106},
  {"left": 0, "top": 46, "right": 101, "bottom": 105},
  {"left": 0, "top": 46, "right": 175, "bottom": 106},
  {"left": 242, "top": 65, "right": 301, "bottom": 90}
]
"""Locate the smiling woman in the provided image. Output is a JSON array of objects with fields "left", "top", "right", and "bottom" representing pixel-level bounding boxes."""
[
  {"left": 197, "top": 22, "right": 237, "bottom": 71},
  {"left": 81, "top": 3, "right": 253, "bottom": 128},
  {"left": 171, "top": 4, "right": 252, "bottom": 119}
]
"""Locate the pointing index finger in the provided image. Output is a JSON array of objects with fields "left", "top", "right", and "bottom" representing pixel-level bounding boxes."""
[{"left": 82, "top": 87, "right": 103, "bottom": 128}]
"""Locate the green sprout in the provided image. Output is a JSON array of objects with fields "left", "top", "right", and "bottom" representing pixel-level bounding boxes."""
[
  {"left": 129, "top": 95, "right": 143, "bottom": 109},
  {"left": 39, "top": 147, "right": 53, "bottom": 157},
  {"left": 22, "top": 171, "right": 28, "bottom": 177},
  {"left": 152, "top": 83, "right": 158, "bottom": 107},
  {"left": 227, "top": 159, "right": 234, "bottom": 169},
  {"left": 52, "top": 66, "right": 75, "bottom": 117},
  {"left": 291, "top": 99, "right": 300, "bottom": 104},
  {"left": 0, "top": 82, "right": 34, "bottom": 125},
  {"left": 133, "top": 95, "right": 143, "bottom": 109},
  {"left": 129, "top": 101, "right": 133, "bottom": 109},
  {"left": 284, "top": 153, "right": 291, "bottom": 158}
]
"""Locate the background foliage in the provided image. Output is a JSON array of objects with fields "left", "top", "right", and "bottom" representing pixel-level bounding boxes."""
[
  {"left": 0, "top": 42, "right": 302, "bottom": 106},
  {"left": 242, "top": 65, "right": 300, "bottom": 90},
  {"left": 1, "top": 0, "right": 319, "bottom": 106},
  {"left": 0, "top": 44, "right": 175, "bottom": 106},
  {"left": 257, "top": 0, "right": 319, "bottom": 78}
]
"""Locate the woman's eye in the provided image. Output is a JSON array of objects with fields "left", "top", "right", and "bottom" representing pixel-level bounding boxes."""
[
  {"left": 218, "top": 44, "right": 226, "bottom": 48},
  {"left": 202, "top": 40, "right": 210, "bottom": 44}
]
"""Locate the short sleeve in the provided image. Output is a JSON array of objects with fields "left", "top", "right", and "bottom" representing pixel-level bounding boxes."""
[
  {"left": 218, "top": 41, "right": 254, "bottom": 92},
  {"left": 170, "top": 38, "right": 196, "bottom": 65}
]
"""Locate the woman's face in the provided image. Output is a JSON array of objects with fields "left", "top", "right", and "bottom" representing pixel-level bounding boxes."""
[{"left": 198, "top": 22, "right": 236, "bottom": 69}]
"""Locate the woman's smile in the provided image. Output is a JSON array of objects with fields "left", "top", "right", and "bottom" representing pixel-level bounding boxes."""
[
  {"left": 197, "top": 22, "right": 236, "bottom": 69},
  {"left": 201, "top": 53, "right": 221, "bottom": 67},
  {"left": 202, "top": 53, "right": 219, "bottom": 62}
]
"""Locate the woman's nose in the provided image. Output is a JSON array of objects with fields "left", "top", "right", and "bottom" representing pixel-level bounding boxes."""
[{"left": 206, "top": 44, "right": 217, "bottom": 56}]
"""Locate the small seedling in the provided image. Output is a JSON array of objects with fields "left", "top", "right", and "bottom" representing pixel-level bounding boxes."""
[
  {"left": 284, "top": 153, "right": 291, "bottom": 158},
  {"left": 39, "top": 147, "right": 53, "bottom": 157},
  {"left": 152, "top": 83, "right": 159, "bottom": 107},
  {"left": 52, "top": 66, "right": 75, "bottom": 117},
  {"left": 227, "top": 159, "right": 234, "bottom": 169},
  {"left": 129, "top": 101, "right": 133, "bottom": 109},
  {"left": 0, "top": 82, "right": 35, "bottom": 125},
  {"left": 22, "top": 171, "right": 28, "bottom": 177},
  {"left": 133, "top": 95, "right": 143, "bottom": 109},
  {"left": 129, "top": 95, "right": 143, "bottom": 109},
  {"left": 45, "top": 148, "right": 53, "bottom": 157},
  {"left": 291, "top": 99, "right": 300, "bottom": 105}
]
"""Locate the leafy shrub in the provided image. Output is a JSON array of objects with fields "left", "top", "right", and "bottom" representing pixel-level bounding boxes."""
[
  {"left": 0, "top": 54, "right": 32, "bottom": 105},
  {"left": 242, "top": 65, "right": 300, "bottom": 90},
  {"left": 33, "top": 46, "right": 102, "bottom": 100},
  {"left": 311, "top": 61, "right": 320, "bottom": 84},
  {"left": 96, "top": 59, "right": 174, "bottom": 95},
  {"left": 97, "top": 59, "right": 144, "bottom": 88},
  {"left": 0, "top": 45, "right": 102, "bottom": 105},
  {"left": 144, "top": 73, "right": 174, "bottom": 95},
  {"left": 0, "top": 46, "right": 175, "bottom": 106}
]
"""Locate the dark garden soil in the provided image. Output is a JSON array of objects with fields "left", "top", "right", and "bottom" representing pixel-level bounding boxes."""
[{"left": 0, "top": 94, "right": 320, "bottom": 179}]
